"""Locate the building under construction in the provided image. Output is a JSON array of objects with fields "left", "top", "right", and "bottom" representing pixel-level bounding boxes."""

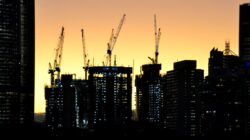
[
  {"left": 136, "top": 64, "right": 163, "bottom": 127},
  {"left": 201, "top": 43, "right": 244, "bottom": 136},
  {"left": 45, "top": 74, "right": 75, "bottom": 129},
  {"left": 135, "top": 15, "right": 163, "bottom": 127},
  {"left": 88, "top": 66, "right": 132, "bottom": 128},
  {"left": 45, "top": 74, "right": 90, "bottom": 129},
  {"left": 45, "top": 14, "right": 130, "bottom": 130}
]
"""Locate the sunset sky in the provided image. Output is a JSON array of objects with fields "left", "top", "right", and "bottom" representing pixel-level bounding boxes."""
[{"left": 35, "top": 0, "right": 250, "bottom": 113}]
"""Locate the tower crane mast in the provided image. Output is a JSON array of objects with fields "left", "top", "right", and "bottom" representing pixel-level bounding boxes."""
[
  {"left": 107, "top": 14, "right": 126, "bottom": 66},
  {"left": 81, "top": 29, "right": 90, "bottom": 79},
  {"left": 149, "top": 15, "right": 161, "bottom": 64},
  {"left": 48, "top": 26, "right": 65, "bottom": 86}
]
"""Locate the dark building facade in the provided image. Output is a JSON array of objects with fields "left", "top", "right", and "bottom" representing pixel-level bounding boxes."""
[
  {"left": 0, "top": 0, "right": 35, "bottom": 127},
  {"left": 239, "top": 3, "right": 250, "bottom": 135},
  {"left": 45, "top": 85, "right": 63, "bottom": 129},
  {"left": 45, "top": 74, "right": 87, "bottom": 129},
  {"left": 201, "top": 48, "right": 244, "bottom": 136},
  {"left": 243, "top": 73, "right": 250, "bottom": 135},
  {"left": 73, "top": 79, "right": 90, "bottom": 128},
  {"left": 164, "top": 60, "right": 203, "bottom": 136},
  {"left": 136, "top": 64, "right": 163, "bottom": 127},
  {"left": 61, "top": 75, "right": 77, "bottom": 128},
  {"left": 88, "top": 66, "right": 132, "bottom": 128},
  {"left": 239, "top": 3, "right": 250, "bottom": 65}
]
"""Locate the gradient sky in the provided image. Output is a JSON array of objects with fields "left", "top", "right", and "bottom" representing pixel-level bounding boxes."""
[{"left": 35, "top": 0, "right": 250, "bottom": 113}]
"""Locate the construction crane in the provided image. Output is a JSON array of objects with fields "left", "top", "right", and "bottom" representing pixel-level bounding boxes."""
[
  {"left": 48, "top": 26, "right": 65, "bottom": 86},
  {"left": 106, "top": 14, "right": 126, "bottom": 66},
  {"left": 81, "top": 29, "right": 90, "bottom": 79},
  {"left": 148, "top": 14, "right": 161, "bottom": 64}
]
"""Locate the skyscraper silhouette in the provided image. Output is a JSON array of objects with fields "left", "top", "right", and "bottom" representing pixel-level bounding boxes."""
[
  {"left": 239, "top": 3, "right": 250, "bottom": 135},
  {"left": 88, "top": 66, "right": 132, "bottom": 128},
  {"left": 0, "top": 0, "right": 34, "bottom": 127},
  {"left": 136, "top": 64, "right": 163, "bottom": 127},
  {"left": 239, "top": 3, "right": 250, "bottom": 65},
  {"left": 201, "top": 47, "right": 244, "bottom": 136},
  {"left": 163, "top": 60, "right": 203, "bottom": 136},
  {"left": 45, "top": 74, "right": 87, "bottom": 129},
  {"left": 73, "top": 79, "right": 90, "bottom": 128},
  {"left": 45, "top": 84, "right": 63, "bottom": 129}
]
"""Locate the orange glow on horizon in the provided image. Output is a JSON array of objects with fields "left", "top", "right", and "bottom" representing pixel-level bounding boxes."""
[{"left": 35, "top": 0, "right": 249, "bottom": 113}]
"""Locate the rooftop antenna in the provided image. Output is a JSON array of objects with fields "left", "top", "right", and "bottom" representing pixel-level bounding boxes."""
[{"left": 223, "top": 41, "right": 236, "bottom": 56}]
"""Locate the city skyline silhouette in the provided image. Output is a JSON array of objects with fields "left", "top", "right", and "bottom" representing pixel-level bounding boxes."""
[
  {"left": 35, "top": 0, "right": 249, "bottom": 113},
  {"left": 1, "top": 0, "right": 250, "bottom": 137}
]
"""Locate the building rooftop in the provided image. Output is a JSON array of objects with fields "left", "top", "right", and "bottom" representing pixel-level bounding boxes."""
[
  {"left": 88, "top": 66, "right": 132, "bottom": 73},
  {"left": 241, "top": 3, "right": 250, "bottom": 6},
  {"left": 174, "top": 60, "right": 197, "bottom": 70}
]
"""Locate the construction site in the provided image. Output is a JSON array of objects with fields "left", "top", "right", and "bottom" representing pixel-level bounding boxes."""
[
  {"left": 42, "top": 11, "right": 250, "bottom": 137},
  {"left": 135, "top": 15, "right": 163, "bottom": 127},
  {"left": 45, "top": 14, "right": 135, "bottom": 129}
]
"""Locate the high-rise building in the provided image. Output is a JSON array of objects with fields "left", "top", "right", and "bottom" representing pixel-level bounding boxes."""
[
  {"left": 88, "top": 66, "right": 132, "bottom": 128},
  {"left": 239, "top": 3, "right": 250, "bottom": 135},
  {"left": 164, "top": 60, "right": 203, "bottom": 136},
  {"left": 73, "top": 79, "right": 90, "bottom": 128},
  {"left": 45, "top": 74, "right": 82, "bottom": 129},
  {"left": 201, "top": 48, "right": 244, "bottom": 136},
  {"left": 243, "top": 74, "right": 250, "bottom": 136},
  {"left": 61, "top": 75, "right": 77, "bottom": 128},
  {"left": 135, "top": 64, "right": 163, "bottom": 127},
  {"left": 0, "top": 0, "right": 35, "bottom": 127},
  {"left": 45, "top": 85, "right": 63, "bottom": 129},
  {"left": 239, "top": 3, "right": 250, "bottom": 65}
]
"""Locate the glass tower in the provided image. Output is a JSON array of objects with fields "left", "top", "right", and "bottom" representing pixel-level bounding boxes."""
[{"left": 0, "top": 0, "right": 34, "bottom": 127}]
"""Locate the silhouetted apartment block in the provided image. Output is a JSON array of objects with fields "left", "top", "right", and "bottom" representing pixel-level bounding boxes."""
[
  {"left": 45, "top": 74, "right": 89, "bottom": 129},
  {"left": 73, "top": 79, "right": 90, "bottom": 128},
  {"left": 164, "top": 60, "right": 203, "bottom": 136},
  {"left": 0, "top": 0, "right": 35, "bottom": 127},
  {"left": 239, "top": 3, "right": 250, "bottom": 65},
  {"left": 239, "top": 3, "right": 250, "bottom": 136},
  {"left": 201, "top": 48, "right": 244, "bottom": 136},
  {"left": 136, "top": 64, "right": 163, "bottom": 127},
  {"left": 45, "top": 85, "right": 63, "bottom": 128},
  {"left": 88, "top": 66, "right": 132, "bottom": 128}
]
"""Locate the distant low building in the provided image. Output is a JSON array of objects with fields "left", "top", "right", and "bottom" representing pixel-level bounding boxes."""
[{"left": 34, "top": 113, "right": 46, "bottom": 124}]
